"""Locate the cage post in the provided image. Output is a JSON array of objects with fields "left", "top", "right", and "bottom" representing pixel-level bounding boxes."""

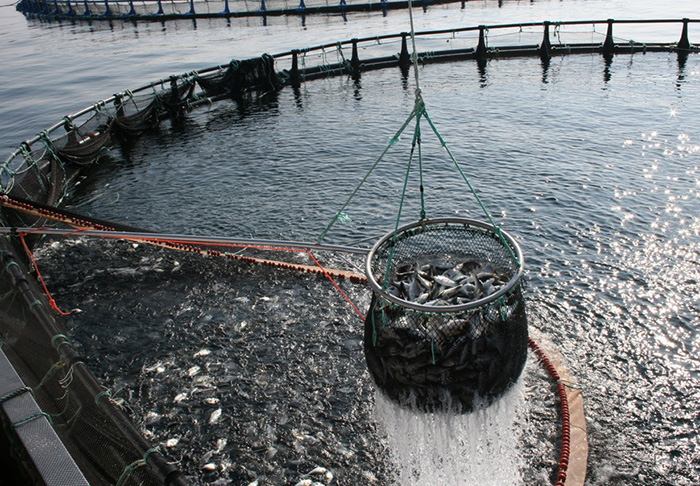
[
  {"left": 222, "top": 0, "right": 230, "bottom": 14},
  {"left": 290, "top": 50, "right": 301, "bottom": 88},
  {"left": 603, "top": 19, "right": 615, "bottom": 57},
  {"left": 678, "top": 18, "right": 691, "bottom": 50},
  {"left": 126, "top": 0, "right": 135, "bottom": 16},
  {"left": 103, "top": 0, "right": 111, "bottom": 16},
  {"left": 113, "top": 94, "right": 124, "bottom": 118},
  {"left": 540, "top": 21, "right": 552, "bottom": 59},
  {"left": 476, "top": 25, "right": 487, "bottom": 60},
  {"left": 67, "top": 0, "right": 75, "bottom": 16},
  {"left": 188, "top": 0, "right": 196, "bottom": 15},
  {"left": 156, "top": 0, "right": 163, "bottom": 14},
  {"left": 351, "top": 39, "right": 361, "bottom": 77},
  {"left": 298, "top": 0, "right": 305, "bottom": 12},
  {"left": 82, "top": 0, "right": 90, "bottom": 16},
  {"left": 399, "top": 32, "right": 411, "bottom": 69}
]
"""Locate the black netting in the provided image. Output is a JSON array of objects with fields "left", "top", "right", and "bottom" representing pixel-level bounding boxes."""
[
  {"left": 364, "top": 219, "right": 528, "bottom": 412},
  {"left": 0, "top": 237, "right": 185, "bottom": 486},
  {"left": 196, "top": 55, "right": 281, "bottom": 101}
]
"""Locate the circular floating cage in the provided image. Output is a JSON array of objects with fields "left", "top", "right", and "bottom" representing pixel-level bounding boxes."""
[{"left": 364, "top": 218, "right": 527, "bottom": 412}]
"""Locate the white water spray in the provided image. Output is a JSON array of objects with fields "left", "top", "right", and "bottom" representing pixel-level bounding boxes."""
[{"left": 374, "top": 382, "right": 525, "bottom": 486}]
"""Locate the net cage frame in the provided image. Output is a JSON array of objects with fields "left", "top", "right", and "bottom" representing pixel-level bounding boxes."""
[
  {"left": 363, "top": 217, "right": 528, "bottom": 411},
  {"left": 0, "top": 16, "right": 696, "bottom": 480},
  {"left": 365, "top": 217, "right": 524, "bottom": 313}
]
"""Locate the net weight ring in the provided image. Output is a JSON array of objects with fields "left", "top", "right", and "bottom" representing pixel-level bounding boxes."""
[{"left": 364, "top": 218, "right": 528, "bottom": 413}]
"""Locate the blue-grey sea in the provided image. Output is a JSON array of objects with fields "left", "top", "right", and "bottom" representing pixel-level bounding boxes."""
[{"left": 1, "top": 1, "right": 699, "bottom": 485}]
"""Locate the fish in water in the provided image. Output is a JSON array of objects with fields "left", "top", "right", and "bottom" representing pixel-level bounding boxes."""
[{"left": 384, "top": 258, "right": 509, "bottom": 306}]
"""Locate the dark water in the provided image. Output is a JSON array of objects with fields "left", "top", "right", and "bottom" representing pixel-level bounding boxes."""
[{"left": 2, "top": 1, "right": 700, "bottom": 485}]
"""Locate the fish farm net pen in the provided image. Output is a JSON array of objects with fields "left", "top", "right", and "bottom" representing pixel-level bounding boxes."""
[
  {"left": 0, "top": 17, "right": 696, "bottom": 486},
  {"left": 15, "top": 0, "right": 473, "bottom": 21}
]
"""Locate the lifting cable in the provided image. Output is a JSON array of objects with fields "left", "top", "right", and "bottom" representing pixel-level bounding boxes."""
[{"left": 316, "top": 0, "right": 518, "bottom": 267}]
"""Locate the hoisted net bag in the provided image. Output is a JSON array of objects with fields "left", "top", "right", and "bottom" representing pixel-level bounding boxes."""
[{"left": 364, "top": 218, "right": 527, "bottom": 412}]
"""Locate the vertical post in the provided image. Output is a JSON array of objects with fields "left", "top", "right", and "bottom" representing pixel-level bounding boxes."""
[
  {"left": 67, "top": 0, "right": 75, "bottom": 16},
  {"left": 290, "top": 50, "right": 301, "bottom": 88},
  {"left": 156, "top": 0, "right": 163, "bottom": 14},
  {"left": 83, "top": 0, "right": 90, "bottom": 16},
  {"left": 113, "top": 94, "right": 125, "bottom": 118},
  {"left": 260, "top": 0, "right": 266, "bottom": 12},
  {"left": 222, "top": 0, "right": 230, "bottom": 14},
  {"left": 188, "top": 0, "right": 196, "bottom": 15},
  {"left": 103, "top": 0, "right": 111, "bottom": 16},
  {"left": 476, "top": 25, "right": 487, "bottom": 60},
  {"left": 298, "top": 0, "right": 305, "bottom": 11},
  {"left": 602, "top": 19, "right": 615, "bottom": 57},
  {"left": 399, "top": 32, "right": 411, "bottom": 70},
  {"left": 678, "top": 18, "right": 690, "bottom": 50},
  {"left": 351, "top": 39, "right": 360, "bottom": 77},
  {"left": 540, "top": 21, "right": 552, "bottom": 59}
]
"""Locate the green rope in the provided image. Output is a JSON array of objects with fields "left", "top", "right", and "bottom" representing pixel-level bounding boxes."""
[
  {"left": 416, "top": 109, "right": 427, "bottom": 221},
  {"left": 380, "top": 108, "right": 422, "bottom": 293},
  {"left": 28, "top": 299, "right": 43, "bottom": 310},
  {"left": 35, "top": 358, "right": 65, "bottom": 392},
  {"left": 0, "top": 386, "right": 33, "bottom": 404},
  {"left": 61, "top": 402, "right": 82, "bottom": 427},
  {"left": 51, "top": 334, "right": 72, "bottom": 351},
  {"left": 4, "top": 261, "right": 20, "bottom": 275},
  {"left": 317, "top": 104, "right": 420, "bottom": 243},
  {"left": 421, "top": 108, "right": 520, "bottom": 265},
  {"left": 94, "top": 389, "right": 112, "bottom": 406},
  {"left": 12, "top": 411, "right": 53, "bottom": 429},
  {"left": 115, "top": 447, "right": 161, "bottom": 486}
]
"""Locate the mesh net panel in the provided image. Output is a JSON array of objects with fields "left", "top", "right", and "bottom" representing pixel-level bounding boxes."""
[
  {"left": 364, "top": 220, "right": 528, "bottom": 412},
  {"left": 0, "top": 241, "right": 184, "bottom": 485}
]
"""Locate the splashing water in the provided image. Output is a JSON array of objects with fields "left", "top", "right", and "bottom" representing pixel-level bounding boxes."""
[{"left": 373, "top": 382, "right": 525, "bottom": 486}]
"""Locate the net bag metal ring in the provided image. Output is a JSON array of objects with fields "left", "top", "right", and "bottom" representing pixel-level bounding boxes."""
[{"left": 363, "top": 217, "right": 528, "bottom": 412}]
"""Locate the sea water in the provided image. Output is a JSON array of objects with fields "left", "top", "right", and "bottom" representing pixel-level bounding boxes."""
[{"left": 2, "top": 1, "right": 700, "bottom": 485}]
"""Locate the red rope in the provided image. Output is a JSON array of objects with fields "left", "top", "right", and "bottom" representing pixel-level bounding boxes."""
[
  {"left": 528, "top": 337, "right": 571, "bottom": 486},
  {"left": 306, "top": 250, "right": 366, "bottom": 321},
  {"left": 18, "top": 232, "right": 71, "bottom": 316}
]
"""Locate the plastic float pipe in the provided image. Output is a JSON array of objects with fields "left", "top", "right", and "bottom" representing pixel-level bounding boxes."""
[{"left": 0, "top": 227, "right": 370, "bottom": 255}]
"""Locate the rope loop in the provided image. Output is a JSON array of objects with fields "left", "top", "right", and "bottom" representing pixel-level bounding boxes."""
[
  {"left": 115, "top": 447, "right": 162, "bottom": 486},
  {"left": 51, "top": 333, "right": 72, "bottom": 350}
]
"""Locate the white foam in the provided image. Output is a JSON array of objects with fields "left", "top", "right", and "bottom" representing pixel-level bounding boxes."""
[{"left": 374, "top": 382, "right": 525, "bottom": 486}]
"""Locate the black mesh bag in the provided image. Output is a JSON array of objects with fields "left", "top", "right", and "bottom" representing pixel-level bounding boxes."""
[{"left": 364, "top": 218, "right": 528, "bottom": 412}]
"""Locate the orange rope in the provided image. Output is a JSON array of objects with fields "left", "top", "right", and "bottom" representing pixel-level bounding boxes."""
[
  {"left": 18, "top": 232, "right": 71, "bottom": 316},
  {"left": 306, "top": 250, "right": 366, "bottom": 321}
]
